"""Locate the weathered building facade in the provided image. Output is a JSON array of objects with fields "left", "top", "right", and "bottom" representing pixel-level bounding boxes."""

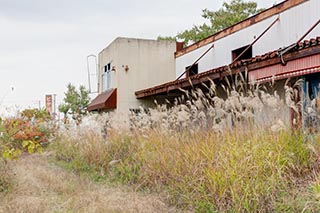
[
  {"left": 174, "top": 0, "right": 319, "bottom": 79},
  {"left": 88, "top": 37, "right": 177, "bottom": 112},
  {"left": 135, "top": 0, "right": 320, "bottom": 128}
]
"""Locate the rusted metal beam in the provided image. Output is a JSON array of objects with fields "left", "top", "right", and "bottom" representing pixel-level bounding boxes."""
[
  {"left": 231, "top": 17, "right": 279, "bottom": 64},
  {"left": 175, "top": 0, "right": 307, "bottom": 58},
  {"left": 176, "top": 44, "right": 214, "bottom": 80},
  {"left": 297, "top": 18, "right": 320, "bottom": 44},
  {"left": 279, "top": 19, "right": 320, "bottom": 65}
]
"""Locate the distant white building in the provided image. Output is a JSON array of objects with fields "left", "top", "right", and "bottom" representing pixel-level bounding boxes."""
[{"left": 88, "top": 37, "right": 177, "bottom": 112}]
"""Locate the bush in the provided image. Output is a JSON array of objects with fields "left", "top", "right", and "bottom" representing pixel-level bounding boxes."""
[{"left": 0, "top": 108, "right": 54, "bottom": 160}]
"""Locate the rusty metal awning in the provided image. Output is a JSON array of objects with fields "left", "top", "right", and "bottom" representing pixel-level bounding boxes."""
[
  {"left": 135, "top": 37, "right": 320, "bottom": 99},
  {"left": 87, "top": 88, "right": 117, "bottom": 111}
]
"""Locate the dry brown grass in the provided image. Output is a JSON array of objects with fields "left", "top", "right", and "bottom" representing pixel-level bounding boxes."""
[{"left": 0, "top": 152, "right": 178, "bottom": 213}]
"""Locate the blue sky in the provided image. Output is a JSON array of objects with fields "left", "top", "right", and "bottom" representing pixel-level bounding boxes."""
[{"left": 0, "top": 0, "right": 276, "bottom": 115}]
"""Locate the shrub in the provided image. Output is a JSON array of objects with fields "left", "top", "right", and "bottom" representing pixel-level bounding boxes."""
[{"left": 0, "top": 108, "right": 54, "bottom": 160}]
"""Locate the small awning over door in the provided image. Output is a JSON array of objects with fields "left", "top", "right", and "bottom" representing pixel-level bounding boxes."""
[{"left": 87, "top": 88, "right": 117, "bottom": 111}]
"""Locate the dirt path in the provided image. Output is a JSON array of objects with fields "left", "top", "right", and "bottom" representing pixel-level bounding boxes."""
[{"left": 0, "top": 153, "right": 178, "bottom": 213}]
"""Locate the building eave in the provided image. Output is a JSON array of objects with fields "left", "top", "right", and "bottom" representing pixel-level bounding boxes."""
[
  {"left": 175, "top": 0, "right": 308, "bottom": 58},
  {"left": 136, "top": 37, "right": 320, "bottom": 99},
  {"left": 87, "top": 88, "right": 117, "bottom": 111}
]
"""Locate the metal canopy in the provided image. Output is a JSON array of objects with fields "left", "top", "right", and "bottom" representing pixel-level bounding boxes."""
[{"left": 87, "top": 88, "right": 117, "bottom": 111}]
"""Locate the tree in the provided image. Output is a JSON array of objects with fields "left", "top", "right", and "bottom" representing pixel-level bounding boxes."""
[
  {"left": 20, "top": 108, "right": 52, "bottom": 122},
  {"left": 58, "top": 84, "right": 90, "bottom": 125},
  {"left": 157, "top": 35, "right": 176, "bottom": 42},
  {"left": 58, "top": 104, "right": 69, "bottom": 125},
  {"left": 158, "top": 0, "right": 263, "bottom": 45}
]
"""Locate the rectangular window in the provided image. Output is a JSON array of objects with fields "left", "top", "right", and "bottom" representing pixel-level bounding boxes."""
[
  {"left": 232, "top": 45, "right": 252, "bottom": 61},
  {"left": 185, "top": 64, "right": 198, "bottom": 78},
  {"left": 102, "top": 63, "right": 112, "bottom": 92}
]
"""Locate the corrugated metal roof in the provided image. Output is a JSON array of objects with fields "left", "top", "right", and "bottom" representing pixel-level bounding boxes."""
[
  {"left": 175, "top": 0, "right": 308, "bottom": 57},
  {"left": 136, "top": 36, "right": 320, "bottom": 99}
]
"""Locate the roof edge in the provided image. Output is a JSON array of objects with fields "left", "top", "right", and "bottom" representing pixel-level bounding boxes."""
[
  {"left": 175, "top": 0, "right": 308, "bottom": 58},
  {"left": 137, "top": 36, "right": 320, "bottom": 99},
  {"left": 99, "top": 37, "right": 177, "bottom": 55}
]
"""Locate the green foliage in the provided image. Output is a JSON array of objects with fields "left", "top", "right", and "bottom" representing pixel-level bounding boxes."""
[
  {"left": 20, "top": 108, "right": 51, "bottom": 122},
  {"left": 203, "top": 0, "right": 263, "bottom": 32},
  {"left": 59, "top": 83, "right": 90, "bottom": 125},
  {"left": 2, "top": 148, "right": 21, "bottom": 160},
  {"left": 1, "top": 118, "right": 50, "bottom": 144},
  {"left": 0, "top": 115, "right": 52, "bottom": 161},
  {"left": 22, "top": 140, "right": 43, "bottom": 154},
  {"left": 156, "top": 35, "right": 176, "bottom": 41},
  {"left": 159, "top": 0, "right": 264, "bottom": 45},
  {"left": 0, "top": 109, "right": 53, "bottom": 193}
]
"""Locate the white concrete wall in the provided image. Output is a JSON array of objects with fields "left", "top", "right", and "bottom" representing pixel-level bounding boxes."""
[
  {"left": 98, "top": 41, "right": 119, "bottom": 93},
  {"left": 98, "top": 38, "right": 176, "bottom": 112},
  {"left": 176, "top": 0, "right": 320, "bottom": 78}
]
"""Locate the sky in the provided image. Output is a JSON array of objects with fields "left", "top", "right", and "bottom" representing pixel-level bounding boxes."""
[{"left": 0, "top": 0, "right": 276, "bottom": 116}]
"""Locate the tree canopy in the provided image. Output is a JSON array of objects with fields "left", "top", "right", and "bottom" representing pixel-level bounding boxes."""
[
  {"left": 58, "top": 83, "right": 90, "bottom": 125},
  {"left": 158, "top": 0, "right": 264, "bottom": 45}
]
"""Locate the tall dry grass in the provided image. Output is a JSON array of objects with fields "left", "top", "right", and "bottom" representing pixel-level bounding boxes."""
[
  {"left": 53, "top": 76, "right": 320, "bottom": 211},
  {"left": 0, "top": 158, "right": 12, "bottom": 193},
  {"left": 54, "top": 127, "right": 320, "bottom": 211},
  {"left": 0, "top": 153, "right": 177, "bottom": 213}
]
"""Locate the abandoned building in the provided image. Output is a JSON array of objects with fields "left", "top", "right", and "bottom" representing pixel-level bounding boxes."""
[
  {"left": 88, "top": 0, "right": 320, "bottom": 128},
  {"left": 87, "top": 37, "right": 177, "bottom": 112},
  {"left": 135, "top": 0, "right": 320, "bottom": 128}
]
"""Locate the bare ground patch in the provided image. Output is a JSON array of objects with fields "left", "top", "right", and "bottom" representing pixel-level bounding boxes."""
[{"left": 0, "top": 153, "right": 178, "bottom": 213}]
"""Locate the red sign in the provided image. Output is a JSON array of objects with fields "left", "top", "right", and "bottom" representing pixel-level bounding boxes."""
[{"left": 45, "top": 95, "right": 52, "bottom": 114}]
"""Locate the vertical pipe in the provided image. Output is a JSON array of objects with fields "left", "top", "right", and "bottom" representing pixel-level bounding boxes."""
[{"left": 86, "top": 56, "right": 92, "bottom": 93}]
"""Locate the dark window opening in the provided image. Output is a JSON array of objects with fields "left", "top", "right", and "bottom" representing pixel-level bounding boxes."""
[
  {"left": 232, "top": 45, "right": 252, "bottom": 61},
  {"left": 104, "top": 63, "right": 111, "bottom": 73},
  {"left": 186, "top": 64, "right": 198, "bottom": 78}
]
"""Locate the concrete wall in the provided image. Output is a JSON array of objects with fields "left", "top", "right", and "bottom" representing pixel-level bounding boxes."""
[
  {"left": 176, "top": 0, "right": 320, "bottom": 78},
  {"left": 98, "top": 37, "right": 176, "bottom": 112}
]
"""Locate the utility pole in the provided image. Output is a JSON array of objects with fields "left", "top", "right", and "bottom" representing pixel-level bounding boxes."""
[{"left": 38, "top": 100, "right": 41, "bottom": 110}]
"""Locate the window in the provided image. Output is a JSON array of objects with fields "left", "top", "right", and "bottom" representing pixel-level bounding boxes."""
[
  {"left": 185, "top": 64, "right": 198, "bottom": 78},
  {"left": 102, "top": 63, "right": 112, "bottom": 92},
  {"left": 232, "top": 45, "right": 252, "bottom": 61}
]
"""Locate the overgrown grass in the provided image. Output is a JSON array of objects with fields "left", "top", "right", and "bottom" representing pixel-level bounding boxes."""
[
  {"left": 52, "top": 128, "right": 320, "bottom": 212},
  {"left": 0, "top": 158, "right": 12, "bottom": 193},
  {"left": 52, "top": 77, "right": 320, "bottom": 211},
  {"left": 0, "top": 108, "right": 54, "bottom": 194}
]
